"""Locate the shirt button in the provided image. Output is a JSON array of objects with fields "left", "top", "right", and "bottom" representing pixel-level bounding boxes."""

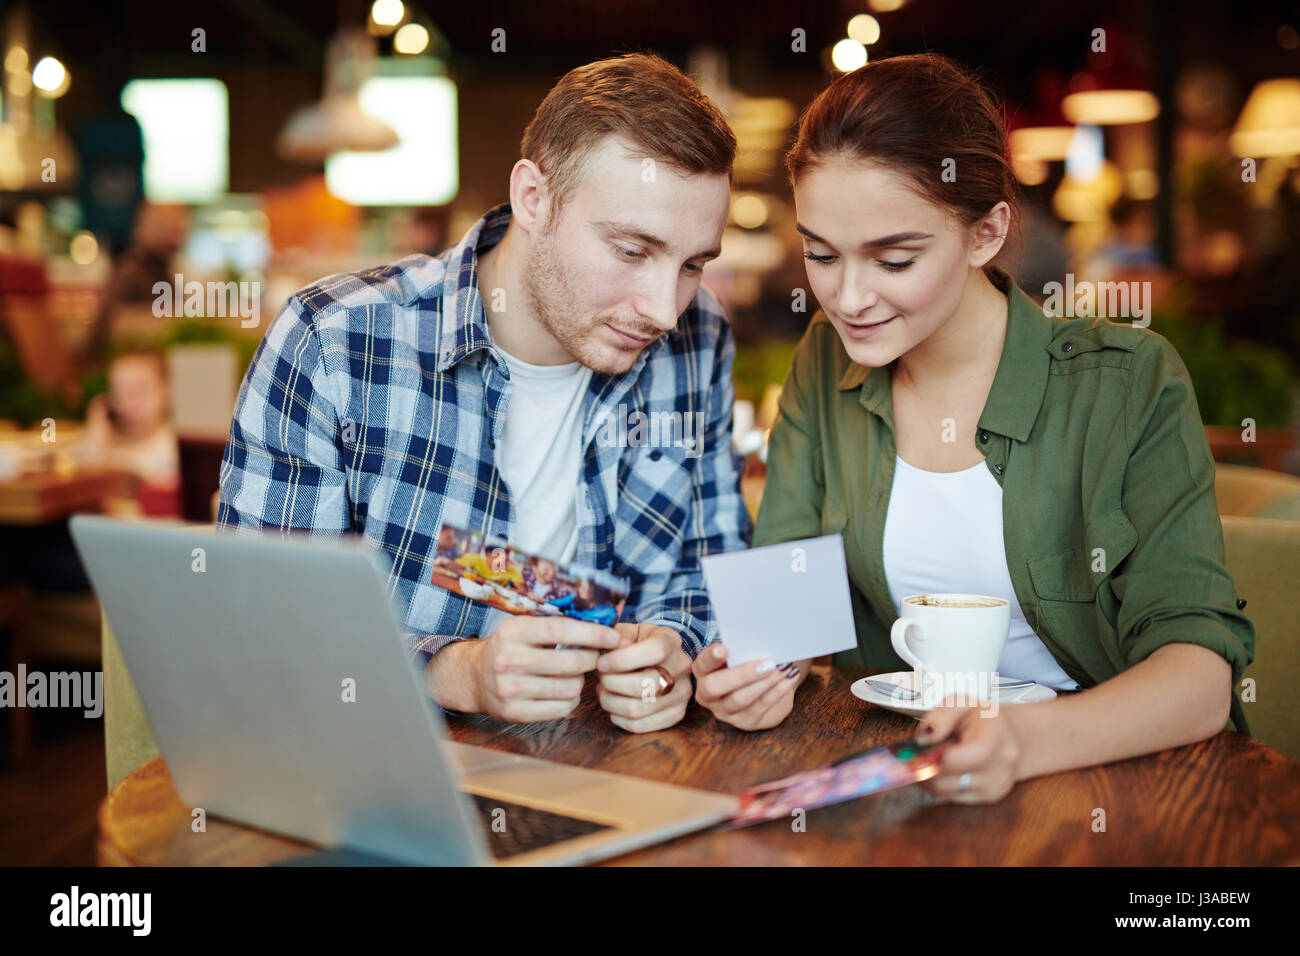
[
  {"left": 1061, "top": 341, "right": 1074, "bottom": 353},
  {"left": 1237, "top": 598, "right": 1247, "bottom": 610},
  {"left": 979, "top": 431, "right": 989, "bottom": 444},
  {"left": 993, "top": 464, "right": 1004, "bottom": 476},
  {"left": 487, "top": 436, "right": 495, "bottom": 449},
  {"left": 649, "top": 449, "right": 662, "bottom": 461}
]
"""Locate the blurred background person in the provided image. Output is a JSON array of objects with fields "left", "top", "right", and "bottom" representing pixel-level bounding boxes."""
[{"left": 75, "top": 348, "right": 180, "bottom": 518}]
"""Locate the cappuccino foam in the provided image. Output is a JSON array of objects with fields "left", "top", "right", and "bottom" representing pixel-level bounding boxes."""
[{"left": 906, "top": 595, "right": 1007, "bottom": 609}]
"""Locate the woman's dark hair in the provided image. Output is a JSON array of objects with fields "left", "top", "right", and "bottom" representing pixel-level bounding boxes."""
[{"left": 787, "top": 53, "right": 1021, "bottom": 248}]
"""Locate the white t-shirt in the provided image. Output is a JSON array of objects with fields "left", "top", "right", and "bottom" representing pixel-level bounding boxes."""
[
  {"left": 479, "top": 345, "right": 593, "bottom": 636},
  {"left": 881, "top": 455, "right": 1079, "bottom": 690}
]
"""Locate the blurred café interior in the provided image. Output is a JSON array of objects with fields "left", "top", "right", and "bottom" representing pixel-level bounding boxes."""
[{"left": 0, "top": 0, "right": 1298, "bottom": 862}]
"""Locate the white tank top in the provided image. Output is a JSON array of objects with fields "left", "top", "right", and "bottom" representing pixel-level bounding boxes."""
[{"left": 882, "top": 455, "right": 1079, "bottom": 690}]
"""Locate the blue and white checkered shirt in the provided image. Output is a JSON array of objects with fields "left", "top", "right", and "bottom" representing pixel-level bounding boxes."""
[{"left": 217, "top": 202, "right": 752, "bottom": 669}]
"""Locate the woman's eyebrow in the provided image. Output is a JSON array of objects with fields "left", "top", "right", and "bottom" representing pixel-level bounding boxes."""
[{"left": 796, "top": 223, "right": 933, "bottom": 248}]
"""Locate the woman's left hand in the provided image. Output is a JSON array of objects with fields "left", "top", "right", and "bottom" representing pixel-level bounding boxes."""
[{"left": 915, "top": 701, "right": 1025, "bottom": 804}]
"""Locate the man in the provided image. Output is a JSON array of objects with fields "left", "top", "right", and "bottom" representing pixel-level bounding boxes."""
[{"left": 218, "top": 54, "right": 752, "bottom": 732}]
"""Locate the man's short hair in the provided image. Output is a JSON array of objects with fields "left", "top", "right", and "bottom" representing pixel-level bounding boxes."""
[{"left": 520, "top": 53, "right": 737, "bottom": 209}]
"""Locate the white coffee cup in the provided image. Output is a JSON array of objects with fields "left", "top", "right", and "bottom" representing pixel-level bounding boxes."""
[{"left": 890, "top": 593, "right": 1011, "bottom": 707}]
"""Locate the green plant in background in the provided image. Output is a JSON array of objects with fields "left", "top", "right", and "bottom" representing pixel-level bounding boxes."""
[
  {"left": 14, "top": 312, "right": 1285, "bottom": 433},
  {"left": 0, "top": 337, "right": 78, "bottom": 427},
  {"left": 95, "top": 317, "right": 260, "bottom": 396},
  {"left": 731, "top": 339, "right": 799, "bottom": 405},
  {"left": 1156, "top": 312, "right": 1295, "bottom": 427},
  {"left": 0, "top": 317, "right": 261, "bottom": 429},
  {"left": 156, "top": 318, "right": 261, "bottom": 374},
  {"left": 731, "top": 315, "right": 1294, "bottom": 431}
]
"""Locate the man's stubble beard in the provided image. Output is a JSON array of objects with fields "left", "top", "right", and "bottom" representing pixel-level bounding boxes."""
[{"left": 522, "top": 220, "right": 642, "bottom": 376}]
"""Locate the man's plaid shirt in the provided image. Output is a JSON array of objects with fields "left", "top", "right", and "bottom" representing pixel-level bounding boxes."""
[{"left": 217, "top": 203, "right": 753, "bottom": 669}]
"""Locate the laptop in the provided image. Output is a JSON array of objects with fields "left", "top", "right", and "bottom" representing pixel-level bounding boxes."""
[{"left": 69, "top": 515, "right": 737, "bottom": 866}]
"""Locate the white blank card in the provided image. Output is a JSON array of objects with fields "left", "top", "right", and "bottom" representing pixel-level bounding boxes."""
[{"left": 701, "top": 534, "right": 858, "bottom": 666}]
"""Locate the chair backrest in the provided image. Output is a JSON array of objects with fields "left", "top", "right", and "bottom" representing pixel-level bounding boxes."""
[
  {"left": 1216, "top": 463, "right": 1300, "bottom": 520},
  {"left": 1222, "top": 515, "right": 1300, "bottom": 762}
]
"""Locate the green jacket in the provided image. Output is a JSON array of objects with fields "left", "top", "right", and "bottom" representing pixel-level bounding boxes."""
[{"left": 753, "top": 266, "right": 1254, "bottom": 736}]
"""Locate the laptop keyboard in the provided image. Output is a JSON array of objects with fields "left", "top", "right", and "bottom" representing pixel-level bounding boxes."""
[{"left": 468, "top": 793, "right": 613, "bottom": 859}]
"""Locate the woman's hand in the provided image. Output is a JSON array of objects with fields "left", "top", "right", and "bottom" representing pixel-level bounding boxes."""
[
  {"left": 915, "top": 700, "right": 1025, "bottom": 804},
  {"left": 692, "top": 641, "right": 806, "bottom": 731}
]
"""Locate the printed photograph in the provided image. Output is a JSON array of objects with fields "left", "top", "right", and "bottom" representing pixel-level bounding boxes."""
[{"left": 430, "top": 522, "right": 628, "bottom": 625}]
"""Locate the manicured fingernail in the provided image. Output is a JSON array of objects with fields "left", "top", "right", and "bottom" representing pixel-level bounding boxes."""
[
  {"left": 596, "top": 657, "right": 609, "bottom": 671},
  {"left": 756, "top": 659, "right": 776, "bottom": 675},
  {"left": 786, "top": 665, "right": 800, "bottom": 680},
  {"left": 713, "top": 645, "right": 724, "bottom": 659}
]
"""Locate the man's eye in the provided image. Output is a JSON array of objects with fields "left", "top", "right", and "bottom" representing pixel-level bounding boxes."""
[
  {"left": 879, "top": 259, "right": 916, "bottom": 272},
  {"left": 803, "top": 252, "right": 837, "bottom": 264},
  {"left": 616, "top": 245, "right": 645, "bottom": 260},
  {"left": 683, "top": 262, "right": 702, "bottom": 275}
]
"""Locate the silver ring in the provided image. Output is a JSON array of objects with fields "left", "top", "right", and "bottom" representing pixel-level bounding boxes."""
[{"left": 959, "top": 772, "right": 972, "bottom": 795}]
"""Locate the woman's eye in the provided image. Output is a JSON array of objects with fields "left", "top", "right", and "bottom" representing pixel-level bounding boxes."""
[
  {"left": 878, "top": 258, "right": 916, "bottom": 272},
  {"left": 803, "top": 252, "right": 837, "bottom": 264},
  {"left": 683, "top": 262, "right": 702, "bottom": 275}
]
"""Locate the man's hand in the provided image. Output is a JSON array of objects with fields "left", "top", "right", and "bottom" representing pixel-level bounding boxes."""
[
  {"left": 692, "top": 642, "right": 806, "bottom": 731},
  {"left": 431, "top": 615, "right": 621, "bottom": 724},
  {"left": 594, "top": 622, "right": 693, "bottom": 733}
]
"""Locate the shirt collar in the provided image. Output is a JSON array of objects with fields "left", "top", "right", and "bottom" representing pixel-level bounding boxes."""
[
  {"left": 435, "top": 202, "right": 513, "bottom": 374},
  {"left": 978, "top": 266, "right": 1052, "bottom": 442},
  {"left": 837, "top": 266, "right": 1052, "bottom": 443}
]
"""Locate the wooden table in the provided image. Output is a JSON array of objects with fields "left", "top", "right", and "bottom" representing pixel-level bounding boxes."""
[
  {"left": 0, "top": 466, "right": 133, "bottom": 524},
  {"left": 97, "top": 665, "right": 1300, "bottom": 866}
]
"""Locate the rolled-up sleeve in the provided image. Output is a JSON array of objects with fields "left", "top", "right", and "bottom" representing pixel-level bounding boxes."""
[{"left": 1111, "top": 336, "right": 1254, "bottom": 727}]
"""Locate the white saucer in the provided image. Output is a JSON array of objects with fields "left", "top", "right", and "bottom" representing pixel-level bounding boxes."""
[{"left": 850, "top": 671, "right": 1058, "bottom": 720}]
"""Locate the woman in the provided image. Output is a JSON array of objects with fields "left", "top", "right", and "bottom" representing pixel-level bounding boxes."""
[{"left": 691, "top": 53, "right": 1253, "bottom": 804}]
